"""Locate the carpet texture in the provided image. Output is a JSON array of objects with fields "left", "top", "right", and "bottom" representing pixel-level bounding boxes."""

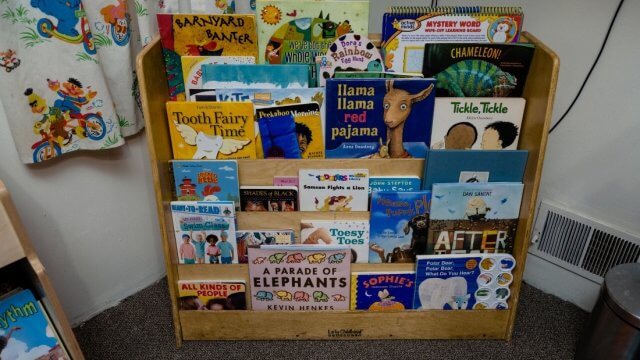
[{"left": 74, "top": 279, "right": 589, "bottom": 359}]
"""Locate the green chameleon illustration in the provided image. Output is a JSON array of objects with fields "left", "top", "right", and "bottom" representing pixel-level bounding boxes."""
[{"left": 435, "top": 60, "right": 517, "bottom": 97}]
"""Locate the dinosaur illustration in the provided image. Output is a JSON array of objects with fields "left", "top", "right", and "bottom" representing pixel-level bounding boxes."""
[{"left": 434, "top": 60, "right": 517, "bottom": 97}]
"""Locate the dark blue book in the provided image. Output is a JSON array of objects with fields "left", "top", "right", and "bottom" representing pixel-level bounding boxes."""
[
  {"left": 325, "top": 78, "right": 436, "bottom": 159},
  {"left": 422, "top": 149, "right": 528, "bottom": 190},
  {"left": 351, "top": 271, "right": 415, "bottom": 310}
]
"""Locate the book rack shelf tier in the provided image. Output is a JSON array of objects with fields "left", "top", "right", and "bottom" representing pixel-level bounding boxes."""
[{"left": 136, "top": 32, "right": 559, "bottom": 345}]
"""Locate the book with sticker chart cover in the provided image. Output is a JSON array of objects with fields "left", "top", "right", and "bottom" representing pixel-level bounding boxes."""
[
  {"left": 325, "top": 78, "right": 436, "bottom": 159},
  {"left": 317, "top": 33, "right": 384, "bottom": 86},
  {"left": 239, "top": 186, "right": 298, "bottom": 211},
  {"left": 248, "top": 245, "right": 351, "bottom": 310},
  {"left": 413, "top": 253, "right": 516, "bottom": 310},
  {"left": 201, "top": 64, "right": 309, "bottom": 89},
  {"left": 351, "top": 271, "right": 415, "bottom": 310},
  {"left": 300, "top": 220, "right": 369, "bottom": 263},
  {"left": 178, "top": 281, "right": 247, "bottom": 310},
  {"left": 369, "top": 176, "right": 421, "bottom": 194},
  {"left": 428, "top": 182, "right": 523, "bottom": 255},
  {"left": 157, "top": 14, "right": 259, "bottom": 100},
  {"left": 166, "top": 101, "right": 256, "bottom": 160},
  {"left": 298, "top": 169, "right": 369, "bottom": 211},
  {"left": 171, "top": 160, "right": 240, "bottom": 210},
  {"left": 369, "top": 191, "right": 431, "bottom": 263},
  {"left": 181, "top": 56, "right": 255, "bottom": 99},
  {"left": 170, "top": 201, "right": 237, "bottom": 264},
  {"left": 236, "top": 230, "right": 295, "bottom": 263},
  {"left": 422, "top": 43, "right": 535, "bottom": 97}
]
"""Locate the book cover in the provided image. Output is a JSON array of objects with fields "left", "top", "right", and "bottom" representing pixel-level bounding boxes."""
[
  {"left": 170, "top": 201, "right": 237, "bottom": 264},
  {"left": 300, "top": 220, "right": 369, "bottom": 263},
  {"left": 382, "top": 6, "right": 523, "bottom": 74},
  {"left": 273, "top": 176, "right": 299, "bottom": 187},
  {"left": 201, "top": 64, "right": 309, "bottom": 88},
  {"left": 431, "top": 98, "right": 525, "bottom": 150},
  {"left": 171, "top": 160, "right": 240, "bottom": 210},
  {"left": 422, "top": 43, "right": 535, "bottom": 97},
  {"left": 166, "top": 101, "right": 256, "bottom": 160},
  {"left": 239, "top": 186, "right": 298, "bottom": 211},
  {"left": 248, "top": 245, "right": 351, "bottom": 310},
  {"left": 333, "top": 71, "right": 424, "bottom": 79},
  {"left": 413, "top": 253, "right": 516, "bottom": 310},
  {"left": 0, "top": 290, "right": 69, "bottom": 360},
  {"left": 317, "top": 34, "right": 384, "bottom": 86},
  {"left": 181, "top": 56, "right": 256, "bottom": 99},
  {"left": 369, "top": 176, "right": 421, "bottom": 194},
  {"left": 255, "top": 0, "right": 369, "bottom": 64},
  {"left": 325, "top": 78, "right": 436, "bottom": 159},
  {"left": 157, "top": 14, "right": 259, "bottom": 100},
  {"left": 369, "top": 191, "right": 431, "bottom": 263},
  {"left": 428, "top": 183, "right": 524, "bottom": 254},
  {"left": 422, "top": 149, "right": 528, "bottom": 190},
  {"left": 351, "top": 271, "right": 415, "bottom": 310},
  {"left": 256, "top": 103, "right": 324, "bottom": 159},
  {"left": 236, "top": 230, "right": 295, "bottom": 263},
  {"left": 257, "top": 113, "right": 301, "bottom": 158},
  {"left": 298, "top": 169, "right": 369, "bottom": 211},
  {"left": 178, "top": 281, "right": 247, "bottom": 310}
]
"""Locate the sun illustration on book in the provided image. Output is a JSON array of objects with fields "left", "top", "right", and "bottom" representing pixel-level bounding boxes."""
[
  {"left": 173, "top": 121, "right": 250, "bottom": 159},
  {"left": 261, "top": 5, "right": 282, "bottom": 25}
]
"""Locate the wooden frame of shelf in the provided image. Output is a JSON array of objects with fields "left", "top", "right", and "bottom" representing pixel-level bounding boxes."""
[{"left": 136, "top": 32, "right": 558, "bottom": 346}]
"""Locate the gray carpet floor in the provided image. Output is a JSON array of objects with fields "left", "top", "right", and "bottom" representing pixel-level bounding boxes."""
[{"left": 74, "top": 278, "right": 589, "bottom": 359}]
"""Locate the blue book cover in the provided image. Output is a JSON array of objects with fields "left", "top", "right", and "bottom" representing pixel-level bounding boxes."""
[
  {"left": 369, "top": 176, "right": 421, "bottom": 194},
  {"left": 413, "top": 253, "right": 515, "bottom": 310},
  {"left": 171, "top": 160, "right": 240, "bottom": 210},
  {"left": 369, "top": 191, "right": 431, "bottom": 263},
  {"left": 0, "top": 290, "right": 68, "bottom": 359},
  {"left": 351, "top": 271, "right": 415, "bottom": 310},
  {"left": 422, "top": 149, "right": 528, "bottom": 190},
  {"left": 325, "top": 78, "right": 436, "bottom": 159},
  {"left": 201, "top": 64, "right": 309, "bottom": 88}
]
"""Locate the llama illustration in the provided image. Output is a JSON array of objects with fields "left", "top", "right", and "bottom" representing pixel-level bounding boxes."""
[{"left": 382, "top": 81, "right": 434, "bottom": 158}]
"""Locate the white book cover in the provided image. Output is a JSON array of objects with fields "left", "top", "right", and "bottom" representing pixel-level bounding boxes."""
[
  {"left": 430, "top": 98, "right": 525, "bottom": 150},
  {"left": 300, "top": 220, "right": 369, "bottom": 263},
  {"left": 298, "top": 169, "right": 369, "bottom": 211}
]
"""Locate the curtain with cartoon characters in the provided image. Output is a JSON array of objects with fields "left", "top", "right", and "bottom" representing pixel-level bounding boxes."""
[{"left": 0, "top": 0, "right": 249, "bottom": 164}]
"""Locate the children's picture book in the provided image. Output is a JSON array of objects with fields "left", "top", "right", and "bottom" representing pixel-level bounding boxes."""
[
  {"left": 256, "top": 103, "right": 324, "bottom": 159},
  {"left": 257, "top": 113, "right": 301, "bottom": 158},
  {"left": 239, "top": 186, "right": 298, "bottom": 211},
  {"left": 0, "top": 289, "right": 69, "bottom": 360},
  {"left": 298, "top": 169, "right": 369, "bottom": 211},
  {"left": 382, "top": 6, "right": 524, "bottom": 74},
  {"left": 201, "top": 64, "right": 309, "bottom": 89},
  {"left": 171, "top": 160, "right": 240, "bottom": 210},
  {"left": 166, "top": 101, "right": 256, "bottom": 160},
  {"left": 428, "top": 183, "right": 524, "bottom": 254},
  {"left": 255, "top": 0, "right": 369, "bottom": 64},
  {"left": 422, "top": 149, "right": 528, "bottom": 190},
  {"left": 369, "top": 176, "right": 421, "bottom": 194},
  {"left": 181, "top": 56, "right": 256, "bottom": 99},
  {"left": 178, "top": 281, "right": 247, "bottom": 310},
  {"left": 325, "top": 78, "right": 436, "bottom": 159},
  {"left": 317, "top": 34, "right": 384, "bottom": 86},
  {"left": 248, "top": 245, "right": 351, "bottom": 310},
  {"left": 300, "top": 220, "right": 369, "bottom": 263},
  {"left": 369, "top": 191, "right": 431, "bottom": 263},
  {"left": 273, "top": 176, "right": 299, "bottom": 187},
  {"left": 170, "top": 201, "right": 237, "bottom": 264},
  {"left": 413, "top": 253, "right": 516, "bottom": 310},
  {"left": 351, "top": 271, "right": 415, "bottom": 310},
  {"left": 422, "top": 43, "right": 535, "bottom": 97},
  {"left": 333, "top": 71, "right": 424, "bottom": 79},
  {"left": 157, "top": 14, "right": 259, "bottom": 100},
  {"left": 236, "top": 230, "right": 295, "bottom": 263},
  {"left": 430, "top": 98, "right": 525, "bottom": 150}
]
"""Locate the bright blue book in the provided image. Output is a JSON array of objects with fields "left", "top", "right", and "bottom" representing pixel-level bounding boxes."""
[
  {"left": 369, "top": 191, "right": 431, "bottom": 263},
  {"left": 201, "top": 64, "right": 309, "bottom": 89},
  {"left": 171, "top": 160, "right": 240, "bottom": 210},
  {"left": 413, "top": 253, "right": 516, "bottom": 310},
  {"left": 422, "top": 149, "right": 528, "bottom": 190},
  {"left": 0, "top": 289, "right": 67, "bottom": 358},
  {"left": 351, "top": 271, "right": 415, "bottom": 310},
  {"left": 325, "top": 78, "right": 436, "bottom": 158},
  {"left": 369, "top": 176, "right": 421, "bottom": 194}
]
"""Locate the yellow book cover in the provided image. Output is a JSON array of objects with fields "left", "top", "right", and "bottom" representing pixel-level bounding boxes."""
[{"left": 167, "top": 101, "right": 256, "bottom": 160}]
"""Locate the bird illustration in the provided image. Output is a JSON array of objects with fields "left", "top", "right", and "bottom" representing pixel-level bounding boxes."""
[{"left": 173, "top": 120, "right": 250, "bottom": 159}]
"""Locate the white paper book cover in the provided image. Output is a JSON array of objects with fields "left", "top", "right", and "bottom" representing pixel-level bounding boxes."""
[
  {"left": 300, "top": 220, "right": 369, "bottom": 263},
  {"left": 298, "top": 169, "right": 369, "bottom": 211},
  {"left": 430, "top": 98, "right": 525, "bottom": 150}
]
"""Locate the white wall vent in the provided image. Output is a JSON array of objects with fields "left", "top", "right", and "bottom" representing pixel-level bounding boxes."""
[{"left": 529, "top": 201, "right": 640, "bottom": 283}]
